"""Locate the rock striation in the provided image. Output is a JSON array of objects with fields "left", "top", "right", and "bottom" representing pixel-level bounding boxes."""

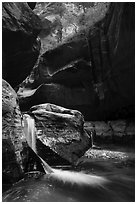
[
  {"left": 29, "top": 103, "right": 91, "bottom": 164},
  {"left": 2, "top": 79, "right": 46, "bottom": 190},
  {"left": 2, "top": 80, "right": 26, "bottom": 186},
  {"left": 84, "top": 120, "right": 135, "bottom": 143},
  {"left": 18, "top": 3, "right": 135, "bottom": 121}
]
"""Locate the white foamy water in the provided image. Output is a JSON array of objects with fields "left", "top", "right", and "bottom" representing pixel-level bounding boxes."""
[
  {"left": 23, "top": 114, "right": 37, "bottom": 153},
  {"left": 23, "top": 114, "right": 53, "bottom": 174},
  {"left": 49, "top": 169, "right": 108, "bottom": 187}
]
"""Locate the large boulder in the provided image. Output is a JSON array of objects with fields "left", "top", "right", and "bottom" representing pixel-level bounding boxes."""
[
  {"left": 17, "top": 3, "right": 134, "bottom": 121},
  {"left": 2, "top": 2, "right": 42, "bottom": 87},
  {"left": 29, "top": 103, "right": 91, "bottom": 164},
  {"left": 2, "top": 80, "right": 26, "bottom": 187}
]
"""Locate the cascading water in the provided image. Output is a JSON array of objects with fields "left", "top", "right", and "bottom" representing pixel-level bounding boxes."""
[
  {"left": 2, "top": 113, "right": 135, "bottom": 201},
  {"left": 23, "top": 114, "right": 36, "bottom": 153},
  {"left": 22, "top": 114, "right": 109, "bottom": 186},
  {"left": 23, "top": 114, "right": 53, "bottom": 174}
]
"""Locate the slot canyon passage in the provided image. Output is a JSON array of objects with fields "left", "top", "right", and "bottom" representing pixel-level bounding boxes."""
[{"left": 2, "top": 2, "right": 135, "bottom": 202}]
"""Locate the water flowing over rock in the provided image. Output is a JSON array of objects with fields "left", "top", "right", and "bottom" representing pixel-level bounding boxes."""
[
  {"left": 2, "top": 80, "right": 46, "bottom": 191},
  {"left": 28, "top": 103, "right": 91, "bottom": 164},
  {"left": 2, "top": 2, "right": 42, "bottom": 87}
]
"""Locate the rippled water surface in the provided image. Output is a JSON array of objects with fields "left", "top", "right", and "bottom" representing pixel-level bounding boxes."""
[{"left": 3, "top": 145, "right": 135, "bottom": 202}]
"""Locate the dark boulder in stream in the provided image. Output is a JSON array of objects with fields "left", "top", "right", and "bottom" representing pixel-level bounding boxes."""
[
  {"left": 29, "top": 103, "right": 91, "bottom": 164},
  {"left": 2, "top": 2, "right": 42, "bottom": 88}
]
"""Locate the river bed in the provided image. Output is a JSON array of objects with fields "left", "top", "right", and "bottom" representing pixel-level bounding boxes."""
[{"left": 3, "top": 144, "right": 135, "bottom": 202}]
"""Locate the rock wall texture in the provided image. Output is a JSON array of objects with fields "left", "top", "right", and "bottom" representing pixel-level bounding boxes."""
[
  {"left": 2, "top": 80, "right": 27, "bottom": 185},
  {"left": 2, "top": 79, "right": 45, "bottom": 190},
  {"left": 29, "top": 103, "right": 91, "bottom": 164},
  {"left": 2, "top": 2, "right": 42, "bottom": 87},
  {"left": 84, "top": 120, "right": 135, "bottom": 143},
  {"left": 18, "top": 3, "right": 135, "bottom": 121}
]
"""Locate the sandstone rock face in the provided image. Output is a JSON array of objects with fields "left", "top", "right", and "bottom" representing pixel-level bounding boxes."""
[
  {"left": 30, "top": 103, "right": 91, "bottom": 164},
  {"left": 2, "top": 80, "right": 46, "bottom": 189},
  {"left": 17, "top": 3, "right": 134, "bottom": 121},
  {"left": 85, "top": 121, "right": 112, "bottom": 139},
  {"left": 2, "top": 2, "right": 42, "bottom": 87},
  {"left": 110, "top": 120, "right": 126, "bottom": 138},
  {"left": 2, "top": 80, "right": 27, "bottom": 185},
  {"left": 18, "top": 83, "right": 93, "bottom": 112},
  {"left": 84, "top": 120, "right": 135, "bottom": 143}
]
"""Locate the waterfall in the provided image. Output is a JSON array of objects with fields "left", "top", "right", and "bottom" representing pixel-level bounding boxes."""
[
  {"left": 23, "top": 114, "right": 53, "bottom": 174},
  {"left": 22, "top": 114, "right": 109, "bottom": 187},
  {"left": 23, "top": 114, "right": 36, "bottom": 153}
]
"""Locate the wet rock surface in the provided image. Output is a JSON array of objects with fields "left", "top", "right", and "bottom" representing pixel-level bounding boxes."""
[
  {"left": 29, "top": 103, "right": 91, "bottom": 164},
  {"left": 2, "top": 80, "right": 26, "bottom": 185},
  {"left": 76, "top": 144, "right": 135, "bottom": 178},
  {"left": 2, "top": 2, "right": 42, "bottom": 87},
  {"left": 2, "top": 144, "right": 135, "bottom": 202},
  {"left": 80, "top": 146, "right": 135, "bottom": 161}
]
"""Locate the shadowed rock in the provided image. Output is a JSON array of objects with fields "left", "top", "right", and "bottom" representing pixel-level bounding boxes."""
[
  {"left": 18, "top": 3, "right": 135, "bottom": 121},
  {"left": 2, "top": 2, "right": 42, "bottom": 87}
]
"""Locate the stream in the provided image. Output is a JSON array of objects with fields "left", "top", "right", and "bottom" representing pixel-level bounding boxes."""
[{"left": 3, "top": 144, "right": 135, "bottom": 202}]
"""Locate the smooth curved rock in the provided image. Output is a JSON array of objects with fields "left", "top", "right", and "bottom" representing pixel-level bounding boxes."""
[
  {"left": 29, "top": 103, "right": 91, "bottom": 164},
  {"left": 17, "top": 3, "right": 134, "bottom": 121},
  {"left": 18, "top": 82, "right": 94, "bottom": 112},
  {"left": 2, "top": 2, "right": 42, "bottom": 87}
]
